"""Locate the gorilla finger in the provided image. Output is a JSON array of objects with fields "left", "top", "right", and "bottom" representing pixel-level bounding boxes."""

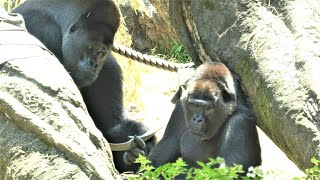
[
  {"left": 130, "top": 147, "right": 145, "bottom": 157},
  {"left": 133, "top": 135, "right": 146, "bottom": 149},
  {"left": 144, "top": 140, "right": 156, "bottom": 155},
  {"left": 123, "top": 152, "right": 131, "bottom": 165},
  {"left": 124, "top": 151, "right": 138, "bottom": 164}
]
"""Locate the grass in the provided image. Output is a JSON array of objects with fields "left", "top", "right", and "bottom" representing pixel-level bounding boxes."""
[
  {"left": 114, "top": 53, "right": 147, "bottom": 112},
  {"left": 149, "top": 39, "right": 192, "bottom": 64}
]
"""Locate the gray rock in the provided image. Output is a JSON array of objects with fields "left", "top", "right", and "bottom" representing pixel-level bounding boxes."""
[
  {"left": 117, "top": 0, "right": 178, "bottom": 51},
  {"left": 0, "top": 8, "right": 119, "bottom": 179}
]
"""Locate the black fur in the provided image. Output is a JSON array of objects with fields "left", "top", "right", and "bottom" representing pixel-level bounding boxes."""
[
  {"left": 148, "top": 62, "right": 261, "bottom": 173},
  {"left": 13, "top": 0, "right": 156, "bottom": 172}
]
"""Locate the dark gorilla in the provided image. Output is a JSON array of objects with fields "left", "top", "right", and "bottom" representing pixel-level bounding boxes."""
[
  {"left": 12, "top": 0, "right": 155, "bottom": 172},
  {"left": 149, "top": 62, "right": 261, "bottom": 172}
]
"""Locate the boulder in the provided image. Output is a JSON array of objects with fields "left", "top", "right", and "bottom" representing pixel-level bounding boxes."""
[{"left": 0, "top": 8, "right": 119, "bottom": 179}]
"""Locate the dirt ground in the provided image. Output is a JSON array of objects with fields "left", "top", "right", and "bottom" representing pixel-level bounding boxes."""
[{"left": 121, "top": 58, "right": 306, "bottom": 179}]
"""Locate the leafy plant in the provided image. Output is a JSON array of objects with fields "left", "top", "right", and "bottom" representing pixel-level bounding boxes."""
[
  {"left": 130, "top": 155, "right": 264, "bottom": 180},
  {"left": 305, "top": 157, "right": 320, "bottom": 180},
  {"left": 150, "top": 39, "right": 192, "bottom": 64},
  {"left": 1, "top": 0, "right": 24, "bottom": 11}
]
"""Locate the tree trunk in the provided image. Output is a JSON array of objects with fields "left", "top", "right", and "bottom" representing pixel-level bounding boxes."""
[
  {"left": 0, "top": 8, "right": 119, "bottom": 180},
  {"left": 169, "top": 0, "right": 320, "bottom": 171}
]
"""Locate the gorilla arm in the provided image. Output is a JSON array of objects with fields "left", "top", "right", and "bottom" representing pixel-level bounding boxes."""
[
  {"left": 217, "top": 80, "right": 261, "bottom": 170},
  {"left": 217, "top": 112, "right": 261, "bottom": 170},
  {"left": 81, "top": 55, "right": 156, "bottom": 172},
  {"left": 148, "top": 102, "right": 187, "bottom": 167}
]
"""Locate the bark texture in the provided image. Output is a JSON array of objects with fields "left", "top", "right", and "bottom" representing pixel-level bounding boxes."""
[
  {"left": 169, "top": 0, "right": 320, "bottom": 171},
  {"left": 0, "top": 8, "right": 119, "bottom": 180}
]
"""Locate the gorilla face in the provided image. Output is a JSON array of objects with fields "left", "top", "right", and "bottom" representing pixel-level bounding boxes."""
[
  {"left": 182, "top": 63, "right": 237, "bottom": 140},
  {"left": 62, "top": 12, "right": 115, "bottom": 87}
]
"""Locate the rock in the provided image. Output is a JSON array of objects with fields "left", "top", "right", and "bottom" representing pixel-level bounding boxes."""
[
  {"left": 0, "top": 8, "right": 119, "bottom": 179},
  {"left": 117, "top": 0, "right": 178, "bottom": 51}
]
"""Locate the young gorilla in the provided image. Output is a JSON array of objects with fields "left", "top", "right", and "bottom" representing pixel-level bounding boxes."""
[
  {"left": 12, "top": 0, "right": 155, "bottom": 172},
  {"left": 148, "top": 62, "right": 261, "bottom": 172}
]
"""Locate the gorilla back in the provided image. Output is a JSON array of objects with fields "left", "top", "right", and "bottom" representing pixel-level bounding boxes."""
[
  {"left": 149, "top": 62, "right": 261, "bottom": 171},
  {"left": 13, "top": 0, "right": 156, "bottom": 173}
]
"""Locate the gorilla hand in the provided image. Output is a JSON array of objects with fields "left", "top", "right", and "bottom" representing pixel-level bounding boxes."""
[
  {"left": 106, "top": 120, "right": 156, "bottom": 172},
  {"left": 123, "top": 136, "right": 146, "bottom": 165}
]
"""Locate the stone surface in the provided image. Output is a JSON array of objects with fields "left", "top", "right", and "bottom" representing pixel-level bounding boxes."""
[
  {"left": 117, "top": 0, "right": 178, "bottom": 51},
  {"left": 0, "top": 8, "right": 119, "bottom": 179}
]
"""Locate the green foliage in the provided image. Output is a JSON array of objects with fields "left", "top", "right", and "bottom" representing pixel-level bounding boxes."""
[
  {"left": 130, "top": 155, "right": 263, "bottom": 180},
  {"left": 190, "top": 159, "right": 244, "bottom": 180},
  {"left": 130, "top": 156, "right": 320, "bottom": 180},
  {"left": 305, "top": 157, "right": 320, "bottom": 180},
  {"left": 150, "top": 39, "right": 192, "bottom": 64},
  {"left": 1, "top": 0, "right": 24, "bottom": 11}
]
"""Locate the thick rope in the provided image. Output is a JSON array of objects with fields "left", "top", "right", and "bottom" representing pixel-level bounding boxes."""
[{"left": 113, "top": 42, "right": 194, "bottom": 72}]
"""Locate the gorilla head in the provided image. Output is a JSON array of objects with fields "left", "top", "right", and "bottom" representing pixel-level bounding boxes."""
[
  {"left": 61, "top": 1, "right": 120, "bottom": 87},
  {"left": 13, "top": 0, "right": 120, "bottom": 87},
  {"left": 181, "top": 62, "right": 237, "bottom": 140}
]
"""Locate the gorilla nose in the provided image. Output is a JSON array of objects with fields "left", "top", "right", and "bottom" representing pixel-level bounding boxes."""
[
  {"left": 192, "top": 112, "right": 205, "bottom": 123},
  {"left": 88, "top": 49, "right": 107, "bottom": 67}
]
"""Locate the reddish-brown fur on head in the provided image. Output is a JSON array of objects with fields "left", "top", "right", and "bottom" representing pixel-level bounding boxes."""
[
  {"left": 197, "top": 63, "right": 231, "bottom": 81},
  {"left": 188, "top": 62, "right": 234, "bottom": 98},
  {"left": 191, "top": 79, "right": 218, "bottom": 98}
]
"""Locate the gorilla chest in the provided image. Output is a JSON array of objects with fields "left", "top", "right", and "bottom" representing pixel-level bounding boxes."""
[{"left": 180, "top": 131, "right": 218, "bottom": 164}]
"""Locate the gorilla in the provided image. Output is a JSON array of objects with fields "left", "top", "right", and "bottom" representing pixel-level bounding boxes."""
[
  {"left": 12, "top": 0, "right": 155, "bottom": 172},
  {"left": 148, "top": 62, "right": 261, "bottom": 172}
]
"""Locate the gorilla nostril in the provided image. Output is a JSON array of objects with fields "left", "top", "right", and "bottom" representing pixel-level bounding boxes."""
[
  {"left": 197, "top": 119, "right": 204, "bottom": 123},
  {"left": 192, "top": 117, "right": 204, "bottom": 123}
]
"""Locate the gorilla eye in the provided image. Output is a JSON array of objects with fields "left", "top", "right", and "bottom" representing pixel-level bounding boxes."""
[
  {"left": 70, "top": 25, "right": 78, "bottom": 33},
  {"left": 222, "top": 90, "right": 235, "bottom": 102}
]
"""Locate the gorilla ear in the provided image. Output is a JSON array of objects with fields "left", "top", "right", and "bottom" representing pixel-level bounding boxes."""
[
  {"left": 171, "top": 85, "right": 187, "bottom": 103},
  {"left": 217, "top": 77, "right": 236, "bottom": 103}
]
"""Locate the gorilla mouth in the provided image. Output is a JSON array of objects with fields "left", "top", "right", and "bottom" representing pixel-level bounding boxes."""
[
  {"left": 74, "top": 67, "right": 98, "bottom": 87},
  {"left": 79, "top": 68, "right": 97, "bottom": 78},
  {"left": 190, "top": 121, "right": 207, "bottom": 135},
  {"left": 190, "top": 128, "right": 207, "bottom": 136},
  {"left": 84, "top": 71, "right": 97, "bottom": 77}
]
